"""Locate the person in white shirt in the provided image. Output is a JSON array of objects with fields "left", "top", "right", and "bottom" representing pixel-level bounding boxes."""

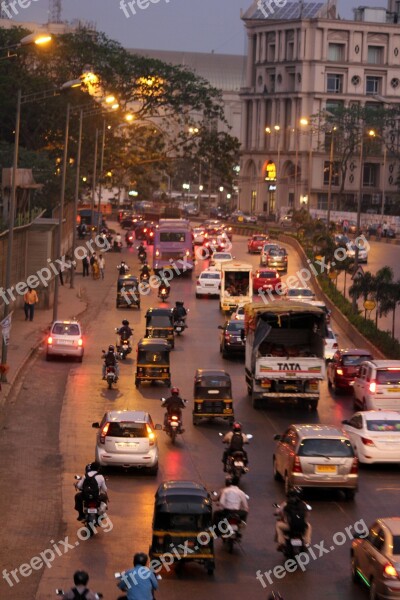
[
  {"left": 74, "top": 462, "right": 108, "bottom": 521},
  {"left": 213, "top": 476, "right": 248, "bottom": 531}
]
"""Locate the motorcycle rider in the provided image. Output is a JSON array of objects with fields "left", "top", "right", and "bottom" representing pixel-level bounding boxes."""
[
  {"left": 114, "top": 232, "right": 122, "bottom": 251},
  {"left": 117, "top": 320, "right": 133, "bottom": 352},
  {"left": 172, "top": 300, "right": 187, "bottom": 324},
  {"left": 117, "top": 261, "right": 129, "bottom": 275},
  {"left": 158, "top": 279, "right": 170, "bottom": 298},
  {"left": 275, "top": 487, "right": 312, "bottom": 550},
  {"left": 140, "top": 262, "right": 151, "bottom": 279},
  {"left": 161, "top": 387, "right": 187, "bottom": 431},
  {"left": 117, "top": 553, "right": 158, "bottom": 600},
  {"left": 102, "top": 345, "right": 120, "bottom": 380},
  {"left": 137, "top": 243, "right": 147, "bottom": 261},
  {"left": 61, "top": 570, "right": 99, "bottom": 600},
  {"left": 213, "top": 476, "right": 248, "bottom": 531},
  {"left": 74, "top": 462, "right": 109, "bottom": 521},
  {"left": 222, "top": 422, "right": 249, "bottom": 471}
]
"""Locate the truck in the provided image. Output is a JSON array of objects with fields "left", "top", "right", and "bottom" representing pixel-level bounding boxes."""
[
  {"left": 244, "top": 301, "right": 326, "bottom": 410},
  {"left": 220, "top": 261, "right": 253, "bottom": 313}
]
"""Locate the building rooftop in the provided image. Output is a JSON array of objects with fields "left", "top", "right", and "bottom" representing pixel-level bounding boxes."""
[{"left": 128, "top": 49, "right": 246, "bottom": 92}]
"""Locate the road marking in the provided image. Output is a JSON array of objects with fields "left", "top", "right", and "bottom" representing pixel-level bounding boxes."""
[
  {"left": 330, "top": 545, "right": 335, "bottom": 551},
  {"left": 75, "top": 541, "right": 79, "bottom": 547}
]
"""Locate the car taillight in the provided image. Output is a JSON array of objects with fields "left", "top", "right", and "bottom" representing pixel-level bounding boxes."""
[
  {"left": 129, "top": 236, "right": 133, "bottom": 240},
  {"left": 361, "top": 437, "right": 375, "bottom": 447},
  {"left": 147, "top": 424, "right": 155, "bottom": 446},
  {"left": 336, "top": 368, "right": 343, "bottom": 375},
  {"left": 150, "top": 232, "right": 154, "bottom": 237},
  {"left": 47, "top": 336, "right": 53, "bottom": 345},
  {"left": 369, "top": 381, "right": 376, "bottom": 393},
  {"left": 78, "top": 338, "right": 83, "bottom": 347},
  {"left": 350, "top": 457, "right": 359, "bottom": 474},
  {"left": 144, "top": 228, "right": 147, "bottom": 233},
  {"left": 293, "top": 456, "right": 302, "bottom": 473},
  {"left": 383, "top": 563, "right": 399, "bottom": 579},
  {"left": 100, "top": 422, "right": 110, "bottom": 444},
  {"left": 225, "top": 332, "right": 230, "bottom": 340},
  {"left": 333, "top": 343, "right": 338, "bottom": 349}
]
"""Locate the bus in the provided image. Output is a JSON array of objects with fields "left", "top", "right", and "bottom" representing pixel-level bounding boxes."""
[{"left": 153, "top": 219, "right": 194, "bottom": 276}]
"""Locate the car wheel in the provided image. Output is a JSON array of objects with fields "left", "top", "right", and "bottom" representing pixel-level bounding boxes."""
[
  {"left": 345, "top": 489, "right": 356, "bottom": 501},
  {"left": 222, "top": 348, "right": 229, "bottom": 359},
  {"left": 148, "top": 464, "right": 158, "bottom": 476},
  {"left": 273, "top": 457, "right": 282, "bottom": 481},
  {"left": 369, "top": 579, "right": 377, "bottom": 600},
  {"left": 195, "top": 293, "right": 200, "bottom": 299},
  {"left": 328, "top": 377, "right": 332, "bottom": 389},
  {"left": 351, "top": 553, "right": 359, "bottom": 583}
]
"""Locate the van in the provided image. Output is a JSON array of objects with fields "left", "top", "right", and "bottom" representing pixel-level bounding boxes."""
[{"left": 353, "top": 360, "right": 400, "bottom": 411}]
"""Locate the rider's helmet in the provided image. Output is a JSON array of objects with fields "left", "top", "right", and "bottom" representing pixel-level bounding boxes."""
[
  {"left": 171, "top": 387, "right": 180, "bottom": 396},
  {"left": 73, "top": 571, "right": 89, "bottom": 586},
  {"left": 133, "top": 553, "right": 148, "bottom": 567},
  {"left": 108, "top": 344, "right": 115, "bottom": 352},
  {"left": 122, "top": 320, "right": 129, "bottom": 326},
  {"left": 85, "top": 462, "right": 100, "bottom": 475},
  {"left": 233, "top": 422, "right": 242, "bottom": 432},
  {"left": 176, "top": 300, "right": 184, "bottom": 306}
]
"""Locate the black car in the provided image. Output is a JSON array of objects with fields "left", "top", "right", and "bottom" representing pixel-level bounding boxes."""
[{"left": 218, "top": 319, "right": 245, "bottom": 358}]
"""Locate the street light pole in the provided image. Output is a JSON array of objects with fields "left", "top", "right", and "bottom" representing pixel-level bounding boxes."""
[
  {"left": 96, "top": 118, "right": 106, "bottom": 234},
  {"left": 70, "top": 108, "right": 83, "bottom": 289},
  {"left": 352, "top": 129, "right": 364, "bottom": 312},
  {"left": 52, "top": 103, "right": 71, "bottom": 322},
  {"left": 0, "top": 89, "right": 21, "bottom": 381},
  {"left": 381, "top": 145, "right": 387, "bottom": 220},
  {"left": 90, "top": 128, "right": 99, "bottom": 230},
  {"left": 327, "top": 128, "right": 335, "bottom": 227}
]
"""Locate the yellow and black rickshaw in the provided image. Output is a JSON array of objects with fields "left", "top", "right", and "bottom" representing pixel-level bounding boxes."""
[
  {"left": 116, "top": 274, "right": 140, "bottom": 309},
  {"left": 149, "top": 480, "right": 215, "bottom": 576},
  {"left": 192, "top": 369, "right": 234, "bottom": 426},
  {"left": 145, "top": 308, "right": 174, "bottom": 349},
  {"left": 135, "top": 338, "right": 171, "bottom": 388}
]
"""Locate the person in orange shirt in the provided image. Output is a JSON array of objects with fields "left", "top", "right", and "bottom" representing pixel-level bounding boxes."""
[{"left": 23, "top": 287, "right": 38, "bottom": 321}]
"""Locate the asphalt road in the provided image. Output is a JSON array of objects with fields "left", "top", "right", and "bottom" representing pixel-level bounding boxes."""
[{"left": 2, "top": 228, "right": 399, "bottom": 600}]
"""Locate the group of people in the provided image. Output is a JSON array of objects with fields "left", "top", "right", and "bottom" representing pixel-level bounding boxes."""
[{"left": 82, "top": 253, "right": 105, "bottom": 280}]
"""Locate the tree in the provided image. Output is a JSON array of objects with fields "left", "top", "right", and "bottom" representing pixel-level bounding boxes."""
[
  {"left": 379, "top": 280, "right": 400, "bottom": 339},
  {"left": 374, "top": 266, "right": 394, "bottom": 328}
]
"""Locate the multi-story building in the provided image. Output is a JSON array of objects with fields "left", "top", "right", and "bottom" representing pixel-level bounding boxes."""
[{"left": 239, "top": 0, "right": 400, "bottom": 216}]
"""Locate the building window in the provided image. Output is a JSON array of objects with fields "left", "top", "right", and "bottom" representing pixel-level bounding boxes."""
[
  {"left": 367, "top": 46, "right": 383, "bottom": 65},
  {"left": 269, "top": 73, "right": 276, "bottom": 92},
  {"left": 327, "top": 74, "right": 343, "bottom": 93},
  {"left": 323, "top": 161, "right": 340, "bottom": 186},
  {"left": 363, "top": 163, "right": 377, "bottom": 186},
  {"left": 326, "top": 99, "right": 344, "bottom": 113},
  {"left": 328, "top": 43, "right": 344, "bottom": 61},
  {"left": 268, "top": 44, "right": 275, "bottom": 62},
  {"left": 287, "top": 42, "right": 294, "bottom": 60},
  {"left": 366, "top": 76, "right": 381, "bottom": 95},
  {"left": 318, "top": 193, "right": 328, "bottom": 209},
  {"left": 288, "top": 72, "right": 295, "bottom": 91}
]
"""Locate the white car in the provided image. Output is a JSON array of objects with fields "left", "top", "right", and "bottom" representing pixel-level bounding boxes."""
[
  {"left": 285, "top": 287, "right": 316, "bottom": 301},
  {"left": 192, "top": 227, "right": 205, "bottom": 245},
  {"left": 346, "top": 243, "right": 368, "bottom": 263},
  {"left": 232, "top": 304, "right": 245, "bottom": 320},
  {"left": 342, "top": 411, "right": 400, "bottom": 464},
  {"left": 46, "top": 320, "right": 84, "bottom": 362},
  {"left": 325, "top": 327, "right": 339, "bottom": 361},
  {"left": 92, "top": 410, "right": 162, "bottom": 473},
  {"left": 209, "top": 252, "right": 233, "bottom": 269},
  {"left": 196, "top": 268, "right": 221, "bottom": 298}
]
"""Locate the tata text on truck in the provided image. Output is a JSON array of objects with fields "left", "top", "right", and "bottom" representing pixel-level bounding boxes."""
[
  {"left": 153, "top": 219, "right": 194, "bottom": 276},
  {"left": 244, "top": 301, "right": 326, "bottom": 410},
  {"left": 220, "top": 261, "right": 253, "bottom": 313}
]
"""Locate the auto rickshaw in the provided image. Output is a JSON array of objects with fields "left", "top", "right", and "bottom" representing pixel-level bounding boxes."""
[
  {"left": 135, "top": 338, "right": 171, "bottom": 387},
  {"left": 149, "top": 480, "right": 215, "bottom": 576},
  {"left": 192, "top": 369, "right": 234, "bottom": 426},
  {"left": 116, "top": 275, "right": 140, "bottom": 309},
  {"left": 145, "top": 308, "right": 174, "bottom": 349}
]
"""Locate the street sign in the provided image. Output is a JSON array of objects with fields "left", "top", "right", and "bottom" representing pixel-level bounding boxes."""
[
  {"left": 363, "top": 300, "right": 376, "bottom": 311},
  {"left": 351, "top": 266, "right": 365, "bottom": 280}
]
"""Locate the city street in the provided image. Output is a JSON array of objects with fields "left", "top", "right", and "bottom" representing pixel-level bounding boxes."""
[{"left": 1, "top": 229, "right": 399, "bottom": 600}]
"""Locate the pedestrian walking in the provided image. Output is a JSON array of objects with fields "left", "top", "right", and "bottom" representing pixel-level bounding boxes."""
[
  {"left": 383, "top": 221, "right": 388, "bottom": 238},
  {"left": 23, "top": 287, "right": 38, "bottom": 321},
  {"left": 93, "top": 258, "right": 100, "bottom": 280},
  {"left": 90, "top": 253, "right": 97, "bottom": 278},
  {"left": 64, "top": 253, "right": 73, "bottom": 284},
  {"left": 82, "top": 254, "right": 89, "bottom": 277},
  {"left": 98, "top": 254, "right": 105, "bottom": 280}
]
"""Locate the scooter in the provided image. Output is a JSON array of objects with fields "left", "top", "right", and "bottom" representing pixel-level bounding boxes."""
[
  {"left": 126, "top": 233, "right": 134, "bottom": 248},
  {"left": 140, "top": 271, "right": 150, "bottom": 284},
  {"left": 273, "top": 501, "right": 312, "bottom": 559},
  {"left": 137, "top": 247, "right": 147, "bottom": 264}
]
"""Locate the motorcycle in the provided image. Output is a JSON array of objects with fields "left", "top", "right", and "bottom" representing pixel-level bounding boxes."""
[
  {"left": 140, "top": 271, "right": 150, "bottom": 284},
  {"left": 219, "top": 432, "right": 253, "bottom": 483},
  {"left": 115, "top": 330, "right": 132, "bottom": 360},
  {"left": 161, "top": 399, "right": 186, "bottom": 443},
  {"left": 211, "top": 491, "right": 249, "bottom": 553},
  {"left": 126, "top": 234, "right": 134, "bottom": 248},
  {"left": 158, "top": 286, "right": 170, "bottom": 301},
  {"left": 137, "top": 247, "right": 147, "bottom": 264},
  {"left": 74, "top": 475, "right": 108, "bottom": 538},
  {"left": 173, "top": 312, "right": 188, "bottom": 335},
  {"left": 273, "top": 500, "right": 312, "bottom": 559},
  {"left": 105, "top": 365, "right": 118, "bottom": 389}
]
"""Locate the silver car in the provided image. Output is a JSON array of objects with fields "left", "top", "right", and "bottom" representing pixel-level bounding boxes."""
[
  {"left": 273, "top": 424, "right": 358, "bottom": 499},
  {"left": 46, "top": 320, "right": 84, "bottom": 362},
  {"left": 352, "top": 518, "right": 400, "bottom": 599},
  {"left": 92, "top": 410, "right": 162, "bottom": 474}
]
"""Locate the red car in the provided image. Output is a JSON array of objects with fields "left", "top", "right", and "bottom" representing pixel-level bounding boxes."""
[
  {"left": 252, "top": 268, "right": 280, "bottom": 293},
  {"left": 327, "top": 349, "right": 374, "bottom": 393},
  {"left": 248, "top": 234, "right": 269, "bottom": 254}
]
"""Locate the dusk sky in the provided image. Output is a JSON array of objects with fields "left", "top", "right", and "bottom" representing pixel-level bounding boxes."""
[{"left": 11, "top": 0, "right": 389, "bottom": 55}]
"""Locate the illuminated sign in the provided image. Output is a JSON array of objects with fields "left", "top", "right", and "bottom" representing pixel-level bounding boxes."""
[{"left": 265, "top": 160, "right": 276, "bottom": 181}]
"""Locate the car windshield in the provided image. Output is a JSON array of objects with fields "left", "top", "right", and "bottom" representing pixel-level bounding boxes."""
[
  {"left": 257, "top": 272, "right": 276, "bottom": 279},
  {"left": 107, "top": 422, "right": 148, "bottom": 438},
  {"left": 138, "top": 350, "right": 168, "bottom": 364},
  {"left": 342, "top": 354, "right": 372, "bottom": 366},
  {"left": 298, "top": 438, "right": 354, "bottom": 457},
  {"left": 214, "top": 253, "right": 231, "bottom": 260},
  {"left": 147, "top": 316, "right": 172, "bottom": 327},
  {"left": 287, "top": 289, "right": 313, "bottom": 296},
  {"left": 253, "top": 236, "right": 265, "bottom": 241},
  {"left": 52, "top": 323, "right": 80, "bottom": 335},
  {"left": 366, "top": 420, "right": 400, "bottom": 432},
  {"left": 377, "top": 370, "right": 400, "bottom": 384},
  {"left": 226, "top": 322, "right": 244, "bottom": 332}
]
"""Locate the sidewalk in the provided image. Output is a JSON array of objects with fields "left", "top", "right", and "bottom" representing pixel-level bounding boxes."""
[{"left": 0, "top": 272, "right": 100, "bottom": 405}]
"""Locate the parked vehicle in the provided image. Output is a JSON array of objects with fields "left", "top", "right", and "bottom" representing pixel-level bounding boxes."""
[
  {"left": 273, "top": 424, "right": 358, "bottom": 499},
  {"left": 92, "top": 410, "right": 161, "bottom": 474},
  {"left": 327, "top": 349, "right": 373, "bottom": 393},
  {"left": 353, "top": 360, "right": 400, "bottom": 411},
  {"left": 244, "top": 302, "right": 326, "bottom": 410},
  {"left": 135, "top": 338, "right": 171, "bottom": 388},
  {"left": 192, "top": 369, "right": 234, "bottom": 425}
]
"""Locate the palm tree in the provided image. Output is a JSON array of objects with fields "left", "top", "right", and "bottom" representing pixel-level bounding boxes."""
[
  {"left": 378, "top": 280, "right": 400, "bottom": 339},
  {"left": 349, "top": 271, "right": 375, "bottom": 315},
  {"left": 374, "top": 267, "right": 394, "bottom": 328},
  {"left": 335, "top": 256, "right": 355, "bottom": 297}
]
